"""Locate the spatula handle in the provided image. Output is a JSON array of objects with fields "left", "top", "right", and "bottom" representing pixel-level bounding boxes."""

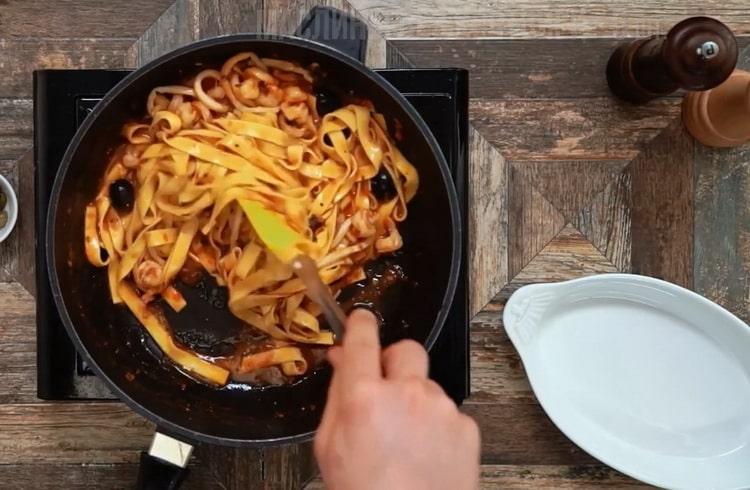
[{"left": 291, "top": 255, "right": 346, "bottom": 342}]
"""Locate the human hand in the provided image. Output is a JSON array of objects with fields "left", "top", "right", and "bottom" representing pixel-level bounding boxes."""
[{"left": 314, "top": 309, "right": 480, "bottom": 490}]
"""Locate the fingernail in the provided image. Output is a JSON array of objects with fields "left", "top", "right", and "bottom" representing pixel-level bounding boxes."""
[{"left": 348, "top": 308, "right": 377, "bottom": 324}]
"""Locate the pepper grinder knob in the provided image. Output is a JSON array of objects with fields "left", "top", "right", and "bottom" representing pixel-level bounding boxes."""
[{"left": 607, "top": 16, "right": 738, "bottom": 104}]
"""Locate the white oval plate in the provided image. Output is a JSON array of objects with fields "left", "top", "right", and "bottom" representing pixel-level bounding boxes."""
[{"left": 504, "top": 274, "right": 750, "bottom": 490}]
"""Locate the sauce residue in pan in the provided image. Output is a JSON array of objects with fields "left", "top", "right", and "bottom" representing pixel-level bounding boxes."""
[{"left": 149, "top": 256, "right": 410, "bottom": 389}]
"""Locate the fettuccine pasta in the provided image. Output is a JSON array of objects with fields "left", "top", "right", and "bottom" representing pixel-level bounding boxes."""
[{"left": 84, "top": 52, "right": 418, "bottom": 386}]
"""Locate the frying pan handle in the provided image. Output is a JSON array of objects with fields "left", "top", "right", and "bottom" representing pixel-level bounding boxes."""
[
  {"left": 294, "top": 6, "right": 368, "bottom": 64},
  {"left": 136, "top": 432, "right": 193, "bottom": 490}
]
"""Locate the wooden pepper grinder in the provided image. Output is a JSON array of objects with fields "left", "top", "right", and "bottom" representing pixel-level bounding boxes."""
[
  {"left": 606, "top": 16, "right": 738, "bottom": 104},
  {"left": 683, "top": 69, "right": 750, "bottom": 147}
]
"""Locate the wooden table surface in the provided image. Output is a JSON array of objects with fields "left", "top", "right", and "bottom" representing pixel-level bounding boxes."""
[{"left": 2, "top": 1, "right": 750, "bottom": 488}]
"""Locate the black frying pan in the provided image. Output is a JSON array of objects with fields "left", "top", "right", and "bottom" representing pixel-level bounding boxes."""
[{"left": 46, "top": 7, "right": 460, "bottom": 487}]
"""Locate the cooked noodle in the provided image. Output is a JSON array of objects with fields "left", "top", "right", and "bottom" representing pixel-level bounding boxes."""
[{"left": 84, "top": 52, "right": 418, "bottom": 386}]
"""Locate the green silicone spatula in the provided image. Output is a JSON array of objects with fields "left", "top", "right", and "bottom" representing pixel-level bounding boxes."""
[{"left": 239, "top": 199, "right": 346, "bottom": 341}]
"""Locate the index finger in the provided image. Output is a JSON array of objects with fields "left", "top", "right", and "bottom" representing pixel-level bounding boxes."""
[{"left": 330, "top": 309, "right": 382, "bottom": 386}]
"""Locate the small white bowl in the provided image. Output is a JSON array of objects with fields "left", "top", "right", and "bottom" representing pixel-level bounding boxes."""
[{"left": 0, "top": 174, "right": 18, "bottom": 243}]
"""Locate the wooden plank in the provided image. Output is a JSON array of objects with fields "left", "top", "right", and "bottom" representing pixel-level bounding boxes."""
[
  {"left": 127, "top": 0, "right": 395, "bottom": 69},
  {"left": 470, "top": 321, "right": 534, "bottom": 403},
  {"left": 349, "top": 0, "right": 750, "bottom": 38},
  {"left": 628, "top": 121, "right": 694, "bottom": 288},
  {"left": 191, "top": 445, "right": 265, "bottom": 490},
  {"left": 0, "top": 38, "right": 129, "bottom": 98},
  {"left": 0, "top": 402, "right": 153, "bottom": 464},
  {"left": 0, "top": 98, "right": 32, "bottom": 166},
  {"left": 262, "top": 0, "right": 389, "bottom": 68},
  {"left": 0, "top": 283, "right": 34, "bottom": 342},
  {"left": 386, "top": 41, "right": 415, "bottom": 68},
  {"left": 477, "top": 464, "right": 644, "bottom": 488},
  {"left": 126, "top": 0, "right": 263, "bottom": 67},
  {"left": 0, "top": 463, "right": 143, "bottom": 490},
  {"left": 305, "top": 464, "right": 645, "bottom": 489},
  {"left": 573, "top": 170, "right": 632, "bottom": 273},
  {"left": 0, "top": 458, "right": 270, "bottom": 489},
  {"left": 512, "top": 160, "right": 628, "bottom": 223},
  {"left": 0, "top": 152, "right": 33, "bottom": 290},
  {"left": 0, "top": 0, "right": 174, "bottom": 38},
  {"left": 391, "top": 38, "right": 622, "bottom": 99},
  {"left": 261, "top": 442, "right": 318, "bottom": 488},
  {"left": 471, "top": 98, "right": 679, "bottom": 161},
  {"left": 509, "top": 226, "right": 619, "bottom": 292},
  {"left": 468, "top": 126, "right": 509, "bottom": 315},
  {"left": 462, "top": 400, "right": 598, "bottom": 465},
  {"left": 263, "top": 0, "right": 333, "bottom": 38},
  {"left": 0, "top": 159, "right": 18, "bottom": 282},
  {"left": 694, "top": 144, "right": 750, "bottom": 322},
  {"left": 0, "top": 282, "right": 36, "bottom": 403},
  {"left": 15, "top": 151, "right": 34, "bottom": 295},
  {"left": 500, "top": 225, "right": 620, "bottom": 302},
  {"left": 197, "top": 0, "right": 263, "bottom": 38},
  {"left": 125, "top": 0, "right": 201, "bottom": 67},
  {"left": 508, "top": 165, "right": 566, "bottom": 279}
]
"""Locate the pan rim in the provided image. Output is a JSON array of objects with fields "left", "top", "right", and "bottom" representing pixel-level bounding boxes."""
[{"left": 46, "top": 33, "right": 462, "bottom": 447}]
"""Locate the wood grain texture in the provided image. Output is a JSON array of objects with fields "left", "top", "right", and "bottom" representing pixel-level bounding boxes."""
[
  {"left": 392, "top": 38, "right": 621, "bottom": 99},
  {"left": 0, "top": 463, "right": 257, "bottom": 490},
  {"left": 189, "top": 446, "right": 265, "bottom": 490},
  {"left": 127, "top": 0, "right": 396, "bottom": 69},
  {"left": 0, "top": 402, "right": 153, "bottom": 464},
  {"left": 512, "top": 160, "right": 628, "bottom": 222},
  {"left": 508, "top": 165, "right": 566, "bottom": 279},
  {"left": 305, "top": 464, "right": 646, "bottom": 489},
  {"left": 15, "top": 151, "right": 34, "bottom": 295},
  {"left": 0, "top": 464, "right": 143, "bottom": 490},
  {"left": 0, "top": 0, "right": 173, "bottom": 38},
  {"left": 0, "top": 159, "right": 18, "bottom": 282},
  {"left": 463, "top": 400, "right": 598, "bottom": 465},
  {"left": 0, "top": 457, "right": 268, "bottom": 489},
  {"left": 349, "top": 0, "right": 750, "bottom": 38},
  {"left": 471, "top": 98, "right": 679, "bottom": 161},
  {"left": 124, "top": 0, "right": 199, "bottom": 66},
  {"left": 385, "top": 41, "right": 415, "bottom": 68},
  {"left": 0, "top": 152, "right": 33, "bottom": 291},
  {"left": 475, "top": 464, "right": 648, "bottom": 488},
  {"left": 0, "top": 98, "right": 32, "bottom": 165},
  {"left": 506, "top": 225, "right": 619, "bottom": 294},
  {"left": 0, "top": 282, "right": 36, "bottom": 403},
  {"left": 261, "top": 442, "right": 318, "bottom": 489},
  {"left": 196, "top": 0, "right": 263, "bottom": 37},
  {"left": 573, "top": 170, "right": 632, "bottom": 273},
  {"left": 694, "top": 144, "right": 750, "bottom": 323},
  {"left": 470, "top": 319, "right": 533, "bottom": 403},
  {"left": 261, "top": 0, "right": 388, "bottom": 68},
  {"left": 125, "top": 0, "right": 263, "bottom": 67},
  {"left": 628, "top": 121, "right": 694, "bottom": 288},
  {"left": 469, "top": 126, "right": 509, "bottom": 315},
  {"left": 0, "top": 39, "right": 129, "bottom": 97}
]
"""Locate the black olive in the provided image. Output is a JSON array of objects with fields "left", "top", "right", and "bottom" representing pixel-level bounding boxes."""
[
  {"left": 109, "top": 178, "right": 135, "bottom": 213},
  {"left": 308, "top": 215, "right": 322, "bottom": 232},
  {"left": 315, "top": 88, "right": 341, "bottom": 116},
  {"left": 371, "top": 168, "right": 397, "bottom": 202}
]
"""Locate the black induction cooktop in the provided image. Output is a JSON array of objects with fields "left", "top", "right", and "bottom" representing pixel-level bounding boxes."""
[{"left": 33, "top": 67, "right": 469, "bottom": 403}]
